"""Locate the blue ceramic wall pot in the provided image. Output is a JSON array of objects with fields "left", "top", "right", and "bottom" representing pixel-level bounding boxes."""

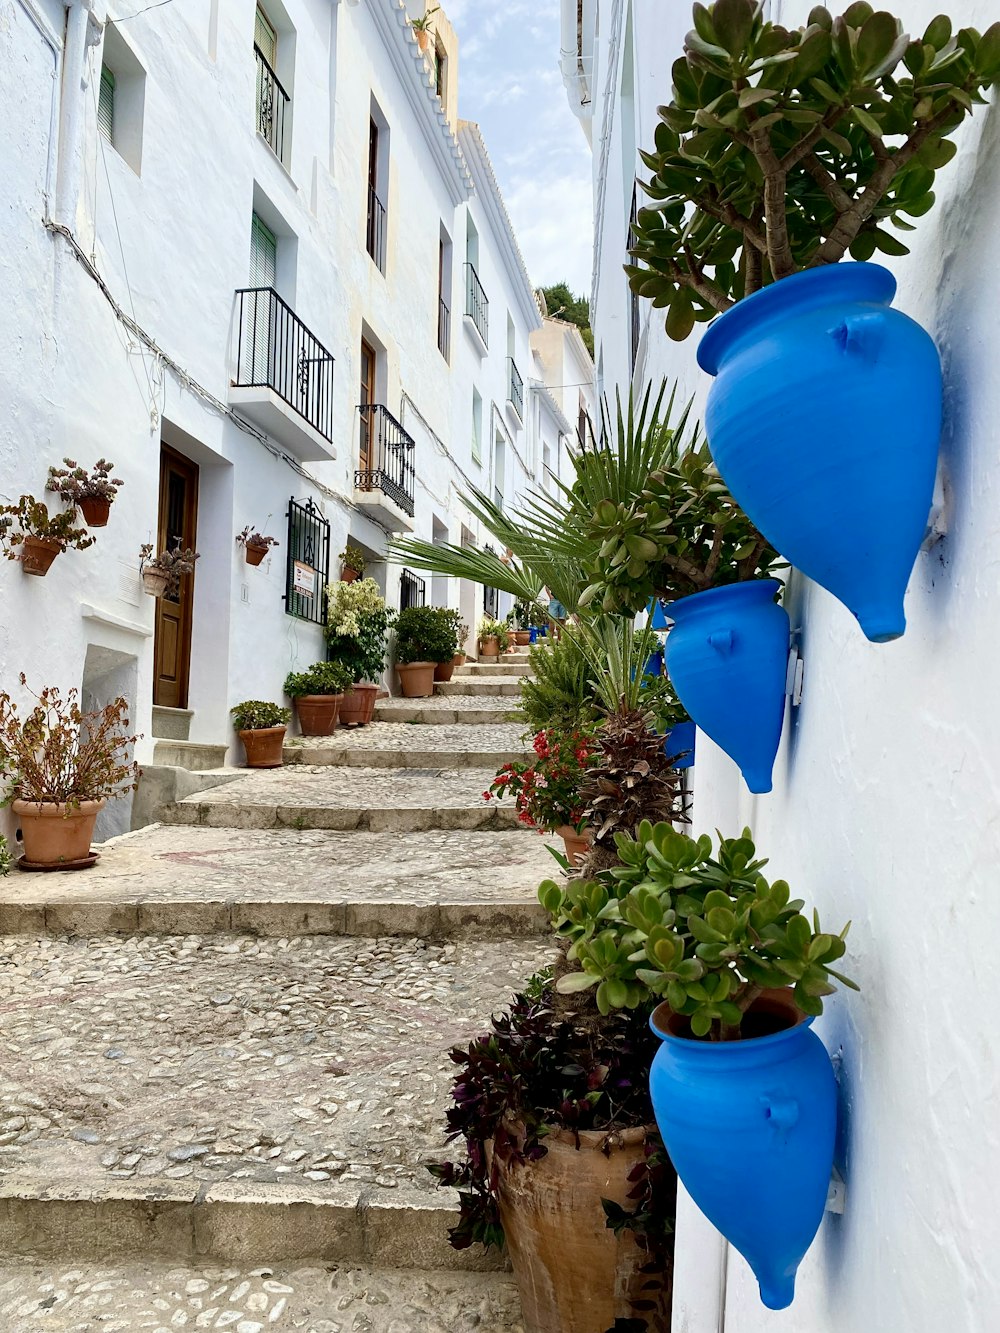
[
  {"left": 664, "top": 720, "right": 696, "bottom": 770},
  {"left": 697, "top": 262, "right": 942, "bottom": 643},
  {"left": 664, "top": 579, "right": 788, "bottom": 794},
  {"left": 649, "top": 994, "right": 837, "bottom": 1310}
]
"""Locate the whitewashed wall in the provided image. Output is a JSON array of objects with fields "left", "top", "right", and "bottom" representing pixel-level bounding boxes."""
[{"left": 581, "top": 1, "right": 1000, "bottom": 1329}]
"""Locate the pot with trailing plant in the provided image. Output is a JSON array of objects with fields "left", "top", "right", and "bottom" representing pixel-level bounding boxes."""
[
  {"left": 629, "top": 3, "right": 1000, "bottom": 640},
  {"left": 339, "top": 543, "right": 366, "bottom": 583},
  {"left": 230, "top": 700, "right": 290, "bottom": 767},
  {"left": 0, "top": 676, "right": 139, "bottom": 868},
  {"left": 325, "top": 578, "right": 395, "bottom": 725},
  {"left": 0, "top": 496, "right": 96, "bottom": 575},
  {"left": 477, "top": 616, "right": 507, "bottom": 658},
  {"left": 46, "top": 458, "right": 124, "bottom": 528},
  {"left": 237, "top": 526, "right": 279, "bottom": 568},
  {"left": 542, "top": 820, "right": 858, "bottom": 1311},
  {"left": 139, "top": 543, "right": 199, "bottom": 599},
  {"left": 393, "top": 605, "right": 455, "bottom": 698},
  {"left": 283, "top": 661, "right": 353, "bottom": 736}
]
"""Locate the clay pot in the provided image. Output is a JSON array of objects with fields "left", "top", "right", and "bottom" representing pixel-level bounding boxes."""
[
  {"left": 21, "top": 536, "right": 61, "bottom": 576},
  {"left": 13, "top": 798, "right": 105, "bottom": 866},
  {"left": 396, "top": 661, "right": 436, "bottom": 698},
  {"left": 244, "top": 543, "right": 268, "bottom": 567},
  {"left": 452, "top": 652, "right": 466, "bottom": 667},
  {"left": 79, "top": 496, "right": 111, "bottom": 527},
  {"left": 556, "top": 824, "right": 591, "bottom": 868},
  {"left": 479, "top": 636, "right": 499, "bottom": 657},
  {"left": 433, "top": 660, "right": 455, "bottom": 682},
  {"left": 239, "top": 726, "right": 286, "bottom": 767},
  {"left": 415, "top": 27, "right": 431, "bottom": 52},
  {"left": 341, "top": 566, "right": 360, "bottom": 583},
  {"left": 493, "top": 1122, "right": 670, "bottom": 1333},
  {"left": 142, "top": 569, "right": 170, "bottom": 598},
  {"left": 339, "top": 683, "right": 379, "bottom": 726},
  {"left": 515, "top": 630, "right": 531, "bottom": 646},
  {"left": 295, "top": 694, "right": 343, "bottom": 736}
]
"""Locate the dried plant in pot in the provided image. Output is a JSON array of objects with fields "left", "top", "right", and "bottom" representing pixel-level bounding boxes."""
[
  {"left": 229, "top": 700, "right": 290, "bottom": 768},
  {"left": 139, "top": 543, "right": 199, "bottom": 598},
  {"left": 0, "top": 676, "right": 140, "bottom": 867},
  {"left": 429, "top": 975, "right": 675, "bottom": 1333},
  {"left": 0, "top": 496, "right": 96, "bottom": 575},
  {"left": 46, "top": 458, "right": 124, "bottom": 527},
  {"left": 283, "top": 662, "right": 353, "bottom": 737},
  {"left": 236, "top": 526, "right": 279, "bottom": 568}
]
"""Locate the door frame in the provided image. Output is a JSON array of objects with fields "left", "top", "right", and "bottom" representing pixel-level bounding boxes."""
[{"left": 153, "top": 444, "right": 199, "bottom": 709}]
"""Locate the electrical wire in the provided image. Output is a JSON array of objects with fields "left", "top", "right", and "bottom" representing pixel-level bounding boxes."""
[{"left": 107, "top": 0, "right": 175, "bottom": 25}]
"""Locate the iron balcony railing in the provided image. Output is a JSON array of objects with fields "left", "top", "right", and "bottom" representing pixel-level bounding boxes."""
[
  {"left": 356, "top": 403, "right": 416, "bottom": 517},
  {"left": 233, "top": 287, "right": 335, "bottom": 441},
  {"left": 464, "top": 262, "right": 489, "bottom": 346},
  {"left": 507, "top": 357, "right": 524, "bottom": 419},
  {"left": 255, "top": 45, "right": 290, "bottom": 161},
  {"left": 438, "top": 296, "right": 451, "bottom": 360},
  {"left": 367, "top": 184, "right": 387, "bottom": 271},
  {"left": 400, "top": 568, "right": 426, "bottom": 611}
]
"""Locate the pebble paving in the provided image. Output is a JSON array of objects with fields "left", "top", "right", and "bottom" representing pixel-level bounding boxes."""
[{"left": 285, "top": 722, "right": 529, "bottom": 767}]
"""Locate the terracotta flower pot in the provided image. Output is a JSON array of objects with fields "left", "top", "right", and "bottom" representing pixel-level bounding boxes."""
[
  {"left": 13, "top": 798, "right": 105, "bottom": 866},
  {"left": 295, "top": 694, "right": 343, "bottom": 736},
  {"left": 493, "top": 1122, "right": 670, "bottom": 1333},
  {"left": 416, "top": 27, "right": 431, "bottom": 52},
  {"left": 142, "top": 569, "right": 170, "bottom": 598},
  {"left": 556, "top": 825, "right": 591, "bottom": 868},
  {"left": 515, "top": 630, "right": 531, "bottom": 645},
  {"left": 396, "top": 661, "right": 436, "bottom": 698},
  {"left": 433, "top": 660, "right": 455, "bottom": 682},
  {"left": 339, "top": 683, "right": 379, "bottom": 726},
  {"left": 452, "top": 652, "right": 466, "bottom": 667},
  {"left": 21, "top": 536, "right": 61, "bottom": 576},
  {"left": 244, "top": 543, "right": 268, "bottom": 567},
  {"left": 79, "top": 496, "right": 111, "bottom": 527},
  {"left": 341, "top": 566, "right": 360, "bottom": 583},
  {"left": 239, "top": 726, "right": 286, "bottom": 767},
  {"left": 479, "top": 636, "right": 499, "bottom": 657}
]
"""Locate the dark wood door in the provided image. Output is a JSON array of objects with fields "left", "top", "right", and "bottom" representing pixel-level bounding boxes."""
[
  {"left": 359, "top": 339, "right": 376, "bottom": 475},
  {"left": 153, "top": 446, "right": 199, "bottom": 709}
]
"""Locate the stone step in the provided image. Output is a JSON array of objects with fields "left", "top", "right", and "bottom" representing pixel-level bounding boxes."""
[
  {"left": 454, "top": 662, "right": 532, "bottom": 678},
  {"left": 283, "top": 721, "right": 529, "bottom": 770},
  {"left": 0, "top": 929, "right": 553, "bottom": 1266},
  {"left": 0, "top": 1258, "right": 522, "bottom": 1330},
  {"left": 0, "top": 825, "right": 552, "bottom": 939},
  {"left": 374, "top": 697, "right": 522, "bottom": 725},
  {"left": 434, "top": 679, "right": 523, "bottom": 698},
  {"left": 153, "top": 740, "right": 230, "bottom": 772},
  {"left": 157, "top": 767, "right": 525, "bottom": 833},
  {"left": 151, "top": 705, "right": 194, "bottom": 741},
  {"left": 478, "top": 652, "right": 531, "bottom": 665}
]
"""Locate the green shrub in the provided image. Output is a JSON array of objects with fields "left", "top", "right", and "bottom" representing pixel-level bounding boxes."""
[
  {"left": 230, "top": 700, "right": 291, "bottom": 731},
  {"left": 519, "top": 634, "right": 600, "bottom": 733},
  {"left": 283, "top": 662, "right": 353, "bottom": 697},
  {"left": 395, "top": 606, "right": 457, "bottom": 665},
  {"left": 325, "top": 578, "right": 395, "bottom": 682}
]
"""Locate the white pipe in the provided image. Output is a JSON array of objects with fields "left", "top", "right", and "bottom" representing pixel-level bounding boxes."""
[
  {"left": 559, "top": 0, "right": 589, "bottom": 111},
  {"left": 15, "top": 0, "right": 63, "bottom": 222},
  {"left": 54, "top": 0, "right": 99, "bottom": 229}
]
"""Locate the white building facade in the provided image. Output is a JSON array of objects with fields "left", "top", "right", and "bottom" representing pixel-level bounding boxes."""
[
  {"left": 569, "top": 1, "right": 1000, "bottom": 1330},
  {"left": 2, "top": 0, "right": 588, "bottom": 833}
]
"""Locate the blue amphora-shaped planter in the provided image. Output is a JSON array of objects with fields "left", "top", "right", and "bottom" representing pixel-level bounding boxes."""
[
  {"left": 697, "top": 262, "right": 942, "bottom": 643},
  {"left": 664, "top": 580, "right": 788, "bottom": 794},
  {"left": 649, "top": 995, "right": 837, "bottom": 1310}
]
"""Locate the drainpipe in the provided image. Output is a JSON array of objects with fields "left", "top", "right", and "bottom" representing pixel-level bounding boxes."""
[
  {"left": 54, "top": 0, "right": 102, "bottom": 230},
  {"left": 16, "top": 0, "right": 63, "bottom": 222},
  {"left": 559, "top": 0, "right": 589, "bottom": 114}
]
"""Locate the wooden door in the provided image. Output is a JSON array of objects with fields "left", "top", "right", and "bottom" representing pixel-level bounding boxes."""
[
  {"left": 153, "top": 446, "right": 199, "bottom": 709},
  {"left": 359, "top": 339, "right": 376, "bottom": 475}
]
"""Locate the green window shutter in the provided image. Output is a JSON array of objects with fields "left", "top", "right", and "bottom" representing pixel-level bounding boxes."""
[
  {"left": 98, "top": 66, "right": 115, "bottom": 143},
  {"left": 255, "top": 5, "right": 277, "bottom": 65},
  {"left": 249, "top": 213, "right": 277, "bottom": 288}
]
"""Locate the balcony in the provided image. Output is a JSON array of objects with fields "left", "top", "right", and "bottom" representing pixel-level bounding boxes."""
[
  {"left": 507, "top": 357, "right": 524, "bottom": 421},
  {"left": 438, "top": 296, "right": 450, "bottom": 361},
  {"left": 464, "top": 262, "right": 488, "bottom": 348},
  {"left": 230, "top": 287, "right": 336, "bottom": 462},
  {"left": 255, "top": 45, "right": 289, "bottom": 163},
  {"left": 367, "top": 184, "right": 386, "bottom": 272},
  {"left": 354, "top": 403, "right": 416, "bottom": 531}
]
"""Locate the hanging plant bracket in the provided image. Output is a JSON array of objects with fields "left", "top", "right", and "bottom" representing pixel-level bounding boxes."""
[
  {"left": 825, "top": 1166, "right": 846, "bottom": 1216},
  {"left": 785, "top": 641, "right": 804, "bottom": 709}
]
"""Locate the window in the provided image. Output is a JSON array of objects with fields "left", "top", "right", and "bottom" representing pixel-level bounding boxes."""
[
  {"left": 367, "top": 101, "right": 389, "bottom": 272},
  {"left": 438, "top": 229, "right": 452, "bottom": 361},
  {"left": 400, "top": 569, "right": 426, "bottom": 611},
  {"left": 493, "top": 430, "right": 505, "bottom": 510},
  {"left": 433, "top": 41, "right": 447, "bottom": 109},
  {"left": 471, "top": 388, "right": 482, "bottom": 466},
  {"left": 96, "top": 26, "right": 145, "bottom": 174},
  {"left": 284, "top": 496, "right": 330, "bottom": 624},
  {"left": 359, "top": 338, "right": 377, "bottom": 473},
  {"left": 250, "top": 213, "right": 277, "bottom": 288},
  {"left": 254, "top": 4, "right": 290, "bottom": 163},
  {"left": 98, "top": 67, "right": 115, "bottom": 143}
]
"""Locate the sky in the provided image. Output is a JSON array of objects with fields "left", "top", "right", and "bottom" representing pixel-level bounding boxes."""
[{"left": 444, "top": 0, "right": 595, "bottom": 300}]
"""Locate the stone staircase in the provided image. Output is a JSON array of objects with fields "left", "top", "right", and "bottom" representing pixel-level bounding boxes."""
[{"left": 0, "top": 645, "right": 549, "bottom": 1330}]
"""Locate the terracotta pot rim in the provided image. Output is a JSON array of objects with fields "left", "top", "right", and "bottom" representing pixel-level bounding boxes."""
[
  {"left": 350, "top": 681, "right": 379, "bottom": 691},
  {"left": 237, "top": 726, "right": 287, "bottom": 737},
  {"left": 23, "top": 535, "right": 62, "bottom": 551},
  {"left": 651, "top": 987, "right": 806, "bottom": 1047},
  {"left": 12, "top": 798, "right": 107, "bottom": 816},
  {"left": 294, "top": 692, "right": 344, "bottom": 702},
  {"left": 534, "top": 1122, "right": 654, "bottom": 1151},
  {"left": 396, "top": 660, "right": 435, "bottom": 670}
]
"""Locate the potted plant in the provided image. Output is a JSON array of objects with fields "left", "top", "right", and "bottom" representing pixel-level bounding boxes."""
[
  {"left": 477, "top": 616, "right": 507, "bottom": 658},
  {"left": 628, "top": 3, "right": 1000, "bottom": 640},
  {"left": 541, "top": 820, "right": 858, "bottom": 1311},
  {"left": 283, "top": 661, "right": 353, "bottom": 736},
  {"left": 236, "top": 526, "right": 279, "bottom": 567},
  {"left": 139, "top": 543, "right": 199, "bottom": 598},
  {"left": 0, "top": 676, "right": 139, "bottom": 868},
  {"left": 485, "top": 726, "right": 598, "bottom": 866},
  {"left": 393, "top": 605, "right": 455, "bottom": 698},
  {"left": 430, "top": 976, "right": 675, "bottom": 1333},
  {"left": 432, "top": 609, "right": 464, "bottom": 682},
  {"left": 446, "top": 614, "right": 470, "bottom": 668},
  {"left": 46, "top": 458, "right": 124, "bottom": 527},
  {"left": 410, "top": 3, "right": 440, "bottom": 53},
  {"left": 510, "top": 597, "right": 533, "bottom": 645},
  {"left": 0, "top": 496, "right": 96, "bottom": 575},
  {"left": 325, "top": 578, "right": 395, "bottom": 725},
  {"left": 339, "top": 543, "right": 366, "bottom": 583},
  {"left": 230, "top": 700, "right": 290, "bottom": 768},
  {"left": 0, "top": 834, "right": 10, "bottom": 877}
]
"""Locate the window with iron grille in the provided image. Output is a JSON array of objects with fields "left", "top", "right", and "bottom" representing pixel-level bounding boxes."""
[
  {"left": 284, "top": 496, "right": 330, "bottom": 625},
  {"left": 400, "top": 569, "right": 426, "bottom": 611},
  {"left": 98, "top": 66, "right": 115, "bottom": 143}
]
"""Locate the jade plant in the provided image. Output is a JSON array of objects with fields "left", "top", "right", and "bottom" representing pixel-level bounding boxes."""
[
  {"left": 229, "top": 700, "right": 290, "bottom": 731},
  {"left": 283, "top": 662, "right": 353, "bottom": 698},
  {"left": 628, "top": 1, "right": 1000, "bottom": 336},
  {"left": 541, "top": 821, "right": 858, "bottom": 1036}
]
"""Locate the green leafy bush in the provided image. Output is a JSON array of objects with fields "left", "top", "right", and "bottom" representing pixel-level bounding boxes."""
[
  {"left": 339, "top": 543, "right": 366, "bottom": 576},
  {"left": 519, "top": 634, "right": 600, "bottom": 733},
  {"left": 325, "top": 578, "right": 395, "bottom": 682},
  {"left": 230, "top": 700, "right": 291, "bottom": 731},
  {"left": 394, "top": 606, "right": 457, "bottom": 665},
  {"left": 283, "top": 662, "right": 353, "bottom": 697},
  {"left": 477, "top": 617, "right": 509, "bottom": 650}
]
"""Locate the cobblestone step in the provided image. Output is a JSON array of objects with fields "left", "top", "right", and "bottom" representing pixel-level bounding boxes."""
[
  {"left": 453, "top": 662, "right": 531, "bottom": 678},
  {"left": 157, "top": 767, "right": 524, "bottom": 833},
  {"left": 373, "top": 696, "right": 522, "bottom": 725},
  {"left": 0, "top": 826, "right": 552, "bottom": 939},
  {"left": 283, "top": 721, "right": 529, "bottom": 770},
  {"left": 433, "top": 679, "right": 523, "bottom": 698},
  {"left": 0, "top": 1259, "right": 523, "bottom": 1332},
  {"left": 0, "top": 930, "right": 554, "bottom": 1267}
]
